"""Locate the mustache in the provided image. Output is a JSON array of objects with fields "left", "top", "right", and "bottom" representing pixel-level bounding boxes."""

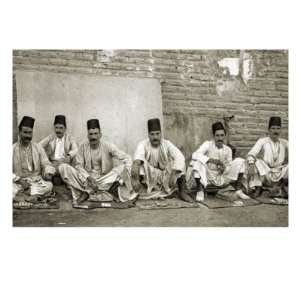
[{"left": 90, "top": 138, "right": 97, "bottom": 141}]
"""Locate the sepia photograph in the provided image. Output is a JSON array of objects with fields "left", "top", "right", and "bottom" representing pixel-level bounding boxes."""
[
  {"left": 1, "top": 2, "right": 299, "bottom": 300},
  {"left": 12, "top": 49, "right": 288, "bottom": 227}
]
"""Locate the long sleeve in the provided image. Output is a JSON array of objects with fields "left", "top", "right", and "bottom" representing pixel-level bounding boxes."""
[
  {"left": 74, "top": 144, "right": 90, "bottom": 180},
  {"left": 192, "top": 141, "right": 210, "bottom": 164},
  {"left": 247, "top": 138, "right": 265, "bottom": 161},
  {"left": 166, "top": 141, "right": 185, "bottom": 172},
  {"left": 67, "top": 135, "right": 78, "bottom": 158},
  {"left": 282, "top": 139, "right": 289, "bottom": 164},
  {"left": 38, "top": 144, "right": 55, "bottom": 176},
  {"left": 133, "top": 141, "right": 146, "bottom": 162},
  {"left": 109, "top": 142, "right": 132, "bottom": 170},
  {"left": 224, "top": 146, "right": 233, "bottom": 167},
  {"left": 39, "top": 135, "right": 51, "bottom": 150}
]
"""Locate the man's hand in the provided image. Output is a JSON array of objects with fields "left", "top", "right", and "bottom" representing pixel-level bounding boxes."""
[
  {"left": 87, "top": 176, "right": 98, "bottom": 191},
  {"left": 44, "top": 173, "right": 53, "bottom": 181},
  {"left": 55, "top": 156, "right": 71, "bottom": 164},
  {"left": 19, "top": 178, "right": 30, "bottom": 190},
  {"left": 217, "top": 162, "right": 225, "bottom": 174},
  {"left": 131, "top": 160, "right": 141, "bottom": 192},
  {"left": 248, "top": 163, "right": 256, "bottom": 177},
  {"left": 59, "top": 156, "right": 71, "bottom": 164},
  {"left": 208, "top": 158, "right": 220, "bottom": 165}
]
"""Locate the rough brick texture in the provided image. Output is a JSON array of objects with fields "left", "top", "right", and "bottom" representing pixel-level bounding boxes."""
[{"left": 13, "top": 49, "right": 288, "bottom": 157}]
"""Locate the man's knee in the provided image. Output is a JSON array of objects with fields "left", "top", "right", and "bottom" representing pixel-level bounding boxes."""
[
  {"left": 58, "top": 163, "right": 72, "bottom": 176},
  {"left": 233, "top": 157, "right": 245, "bottom": 165}
]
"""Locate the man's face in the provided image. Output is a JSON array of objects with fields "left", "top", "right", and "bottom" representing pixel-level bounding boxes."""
[
  {"left": 269, "top": 125, "right": 281, "bottom": 141},
  {"left": 54, "top": 124, "right": 66, "bottom": 139},
  {"left": 19, "top": 126, "right": 33, "bottom": 146},
  {"left": 149, "top": 131, "right": 161, "bottom": 147},
  {"left": 88, "top": 128, "right": 101, "bottom": 146},
  {"left": 214, "top": 129, "right": 226, "bottom": 148}
]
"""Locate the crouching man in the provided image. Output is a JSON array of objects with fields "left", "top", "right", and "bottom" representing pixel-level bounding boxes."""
[
  {"left": 13, "top": 116, "right": 55, "bottom": 202},
  {"left": 187, "top": 121, "right": 250, "bottom": 202},
  {"left": 131, "top": 118, "right": 194, "bottom": 202},
  {"left": 58, "top": 118, "right": 136, "bottom": 208},
  {"left": 246, "top": 116, "right": 288, "bottom": 198}
]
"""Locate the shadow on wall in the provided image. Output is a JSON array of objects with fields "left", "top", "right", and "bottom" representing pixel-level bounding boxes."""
[
  {"left": 164, "top": 112, "right": 238, "bottom": 162},
  {"left": 164, "top": 112, "right": 213, "bottom": 161}
]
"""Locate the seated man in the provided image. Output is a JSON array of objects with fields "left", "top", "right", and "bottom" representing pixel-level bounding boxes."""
[
  {"left": 58, "top": 118, "right": 136, "bottom": 207},
  {"left": 13, "top": 116, "right": 55, "bottom": 202},
  {"left": 187, "top": 121, "right": 250, "bottom": 202},
  {"left": 39, "top": 115, "right": 78, "bottom": 184},
  {"left": 131, "top": 118, "right": 194, "bottom": 202},
  {"left": 246, "top": 116, "right": 288, "bottom": 198}
]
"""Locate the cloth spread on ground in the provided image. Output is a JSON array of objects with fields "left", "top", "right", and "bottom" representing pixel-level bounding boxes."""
[
  {"left": 255, "top": 190, "right": 288, "bottom": 205},
  {"left": 13, "top": 191, "right": 59, "bottom": 209},
  {"left": 193, "top": 185, "right": 260, "bottom": 208},
  {"left": 136, "top": 198, "right": 200, "bottom": 210}
]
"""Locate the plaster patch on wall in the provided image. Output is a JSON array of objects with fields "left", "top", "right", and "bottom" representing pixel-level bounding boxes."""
[
  {"left": 241, "top": 52, "right": 253, "bottom": 84},
  {"left": 218, "top": 58, "right": 240, "bottom": 76},
  {"left": 216, "top": 52, "right": 254, "bottom": 95}
]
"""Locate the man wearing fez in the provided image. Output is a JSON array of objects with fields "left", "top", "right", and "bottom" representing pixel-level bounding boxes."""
[
  {"left": 187, "top": 121, "right": 250, "bottom": 202},
  {"left": 39, "top": 115, "right": 78, "bottom": 184},
  {"left": 13, "top": 116, "right": 55, "bottom": 200},
  {"left": 58, "top": 118, "right": 135, "bottom": 207},
  {"left": 131, "top": 118, "right": 194, "bottom": 202},
  {"left": 246, "top": 116, "right": 288, "bottom": 198}
]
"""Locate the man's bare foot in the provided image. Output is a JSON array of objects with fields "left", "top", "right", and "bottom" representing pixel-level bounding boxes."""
[
  {"left": 196, "top": 190, "right": 205, "bottom": 202},
  {"left": 77, "top": 192, "right": 89, "bottom": 204},
  {"left": 179, "top": 191, "right": 195, "bottom": 203},
  {"left": 252, "top": 187, "right": 262, "bottom": 198},
  {"left": 236, "top": 189, "right": 251, "bottom": 200}
]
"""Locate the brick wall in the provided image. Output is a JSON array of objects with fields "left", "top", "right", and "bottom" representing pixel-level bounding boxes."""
[{"left": 13, "top": 49, "right": 288, "bottom": 157}]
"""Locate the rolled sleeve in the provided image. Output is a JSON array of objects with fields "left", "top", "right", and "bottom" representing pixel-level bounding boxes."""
[
  {"left": 167, "top": 141, "right": 186, "bottom": 172},
  {"left": 192, "top": 141, "right": 210, "bottom": 165}
]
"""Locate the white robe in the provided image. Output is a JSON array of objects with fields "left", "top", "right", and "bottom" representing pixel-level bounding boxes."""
[
  {"left": 247, "top": 137, "right": 288, "bottom": 187},
  {"left": 187, "top": 140, "right": 245, "bottom": 188},
  {"left": 133, "top": 138, "right": 185, "bottom": 199},
  {"left": 13, "top": 142, "right": 55, "bottom": 199},
  {"left": 58, "top": 140, "right": 135, "bottom": 202}
]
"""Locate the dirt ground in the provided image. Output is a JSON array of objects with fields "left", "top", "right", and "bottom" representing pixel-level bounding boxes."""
[{"left": 13, "top": 186, "right": 288, "bottom": 227}]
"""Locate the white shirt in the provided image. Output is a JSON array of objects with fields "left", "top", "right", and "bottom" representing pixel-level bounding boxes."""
[
  {"left": 192, "top": 140, "right": 232, "bottom": 168},
  {"left": 54, "top": 137, "right": 65, "bottom": 160}
]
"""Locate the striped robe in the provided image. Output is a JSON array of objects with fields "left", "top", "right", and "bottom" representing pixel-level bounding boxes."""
[
  {"left": 13, "top": 141, "right": 55, "bottom": 199},
  {"left": 58, "top": 140, "right": 135, "bottom": 202},
  {"left": 133, "top": 138, "right": 185, "bottom": 199}
]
